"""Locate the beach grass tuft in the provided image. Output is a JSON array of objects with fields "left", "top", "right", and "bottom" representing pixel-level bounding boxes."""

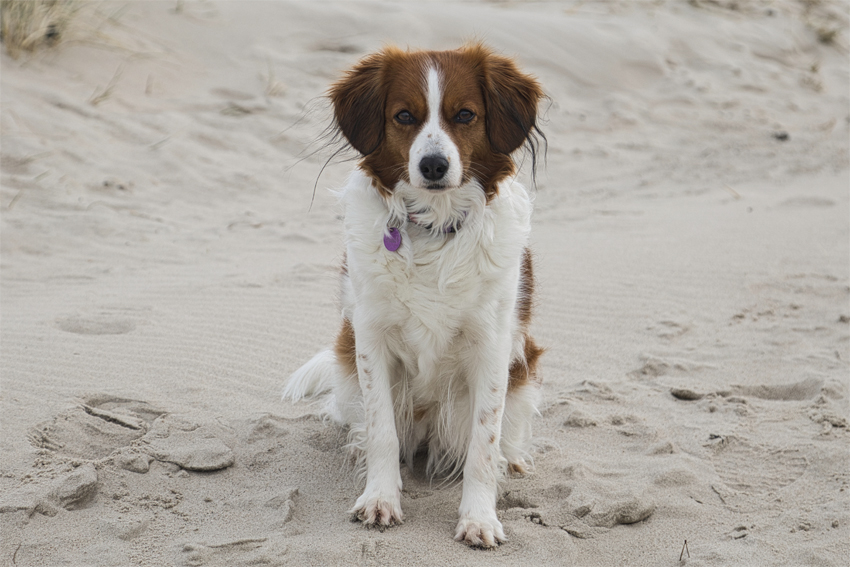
[{"left": 1, "top": 0, "right": 80, "bottom": 58}]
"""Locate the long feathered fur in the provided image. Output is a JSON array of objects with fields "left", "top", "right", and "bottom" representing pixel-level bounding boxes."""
[
  {"left": 284, "top": 170, "right": 539, "bottom": 481},
  {"left": 284, "top": 44, "right": 544, "bottom": 547}
]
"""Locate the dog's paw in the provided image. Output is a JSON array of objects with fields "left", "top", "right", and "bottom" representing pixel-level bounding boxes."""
[
  {"left": 507, "top": 457, "right": 530, "bottom": 476},
  {"left": 349, "top": 491, "right": 403, "bottom": 528},
  {"left": 454, "top": 515, "right": 506, "bottom": 548}
]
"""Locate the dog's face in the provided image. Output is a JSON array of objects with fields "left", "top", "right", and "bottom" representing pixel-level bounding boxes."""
[{"left": 329, "top": 44, "right": 542, "bottom": 200}]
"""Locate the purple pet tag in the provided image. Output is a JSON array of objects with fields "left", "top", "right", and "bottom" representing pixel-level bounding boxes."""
[{"left": 383, "top": 227, "right": 402, "bottom": 251}]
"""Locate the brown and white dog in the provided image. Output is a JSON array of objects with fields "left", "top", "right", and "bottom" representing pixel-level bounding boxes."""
[{"left": 284, "top": 43, "right": 544, "bottom": 547}]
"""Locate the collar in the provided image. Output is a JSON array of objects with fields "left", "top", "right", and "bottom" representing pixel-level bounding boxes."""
[
  {"left": 383, "top": 210, "right": 467, "bottom": 252},
  {"left": 406, "top": 212, "right": 461, "bottom": 234}
]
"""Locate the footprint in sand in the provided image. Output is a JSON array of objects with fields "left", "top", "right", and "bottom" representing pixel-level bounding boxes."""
[
  {"left": 177, "top": 487, "right": 297, "bottom": 566},
  {"left": 27, "top": 396, "right": 235, "bottom": 472},
  {"left": 180, "top": 538, "right": 272, "bottom": 567},
  {"left": 55, "top": 314, "right": 136, "bottom": 335},
  {"left": 499, "top": 462, "right": 656, "bottom": 539},
  {"left": 0, "top": 463, "right": 99, "bottom": 516},
  {"left": 10, "top": 396, "right": 236, "bottom": 523},
  {"left": 5, "top": 397, "right": 167, "bottom": 516},
  {"left": 630, "top": 353, "right": 717, "bottom": 379},
  {"left": 710, "top": 437, "right": 808, "bottom": 507},
  {"left": 730, "top": 377, "right": 823, "bottom": 401},
  {"left": 28, "top": 396, "right": 164, "bottom": 460},
  {"left": 667, "top": 377, "right": 825, "bottom": 404},
  {"left": 142, "top": 416, "right": 235, "bottom": 472}
]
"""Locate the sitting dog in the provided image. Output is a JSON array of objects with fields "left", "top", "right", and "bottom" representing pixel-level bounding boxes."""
[{"left": 284, "top": 43, "right": 544, "bottom": 547}]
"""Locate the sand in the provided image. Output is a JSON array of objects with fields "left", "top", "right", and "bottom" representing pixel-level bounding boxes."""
[{"left": 1, "top": 1, "right": 848, "bottom": 565}]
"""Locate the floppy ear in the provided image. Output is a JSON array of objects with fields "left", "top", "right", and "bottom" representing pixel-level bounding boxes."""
[
  {"left": 481, "top": 53, "right": 543, "bottom": 155},
  {"left": 328, "top": 52, "right": 388, "bottom": 156}
]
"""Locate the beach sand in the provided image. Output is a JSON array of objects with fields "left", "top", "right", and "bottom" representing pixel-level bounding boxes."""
[{"left": 1, "top": 1, "right": 848, "bottom": 565}]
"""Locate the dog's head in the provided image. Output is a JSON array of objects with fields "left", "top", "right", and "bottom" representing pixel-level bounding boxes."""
[{"left": 329, "top": 44, "right": 543, "bottom": 201}]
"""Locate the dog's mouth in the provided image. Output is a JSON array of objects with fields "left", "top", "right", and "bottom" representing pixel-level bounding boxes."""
[
  {"left": 422, "top": 170, "right": 472, "bottom": 192},
  {"left": 426, "top": 183, "right": 448, "bottom": 191}
]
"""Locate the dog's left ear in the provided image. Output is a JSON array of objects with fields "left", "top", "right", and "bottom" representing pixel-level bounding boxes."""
[
  {"left": 329, "top": 51, "right": 390, "bottom": 156},
  {"left": 480, "top": 52, "right": 543, "bottom": 155}
]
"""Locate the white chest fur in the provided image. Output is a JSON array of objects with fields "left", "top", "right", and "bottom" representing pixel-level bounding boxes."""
[{"left": 339, "top": 170, "right": 532, "bottom": 382}]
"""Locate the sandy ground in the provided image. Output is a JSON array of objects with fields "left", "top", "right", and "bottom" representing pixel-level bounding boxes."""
[{"left": 1, "top": 1, "right": 848, "bottom": 565}]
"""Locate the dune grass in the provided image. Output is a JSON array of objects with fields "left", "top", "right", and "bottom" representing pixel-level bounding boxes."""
[{"left": 1, "top": 0, "right": 80, "bottom": 58}]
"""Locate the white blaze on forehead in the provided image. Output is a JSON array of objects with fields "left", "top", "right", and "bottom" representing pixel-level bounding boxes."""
[
  {"left": 425, "top": 66, "right": 442, "bottom": 131},
  {"left": 407, "top": 66, "right": 462, "bottom": 188}
]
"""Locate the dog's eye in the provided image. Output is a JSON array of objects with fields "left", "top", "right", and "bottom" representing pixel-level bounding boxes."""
[
  {"left": 395, "top": 111, "right": 416, "bottom": 125},
  {"left": 455, "top": 109, "right": 475, "bottom": 123}
]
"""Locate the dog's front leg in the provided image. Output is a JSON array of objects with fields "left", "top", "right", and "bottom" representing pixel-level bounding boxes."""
[
  {"left": 349, "top": 323, "right": 403, "bottom": 527},
  {"left": 455, "top": 321, "right": 513, "bottom": 547}
]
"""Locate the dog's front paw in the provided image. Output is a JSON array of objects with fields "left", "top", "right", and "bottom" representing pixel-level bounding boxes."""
[
  {"left": 349, "top": 490, "right": 403, "bottom": 528},
  {"left": 454, "top": 515, "right": 506, "bottom": 548}
]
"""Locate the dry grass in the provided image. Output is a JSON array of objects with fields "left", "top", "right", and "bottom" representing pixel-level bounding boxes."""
[{"left": 0, "top": 0, "right": 80, "bottom": 58}]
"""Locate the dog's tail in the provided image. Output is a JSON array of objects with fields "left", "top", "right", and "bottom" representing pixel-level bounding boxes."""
[{"left": 282, "top": 349, "right": 339, "bottom": 401}]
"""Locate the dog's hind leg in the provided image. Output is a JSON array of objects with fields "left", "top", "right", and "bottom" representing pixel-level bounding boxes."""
[
  {"left": 501, "top": 380, "right": 540, "bottom": 475},
  {"left": 501, "top": 334, "right": 543, "bottom": 474}
]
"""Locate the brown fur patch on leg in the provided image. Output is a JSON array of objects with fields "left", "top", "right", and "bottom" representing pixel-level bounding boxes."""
[
  {"left": 510, "top": 247, "right": 543, "bottom": 392},
  {"left": 516, "top": 248, "right": 535, "bottom": 330},
  {"left": 334, "top": 318, "right": 357, "bottom": 377},
  {"left": 508, "top": 334, "right": 544, "bottom": 391}
]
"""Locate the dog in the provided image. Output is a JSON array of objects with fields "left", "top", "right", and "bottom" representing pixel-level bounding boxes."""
[{"left": 284, "top": 43, "right": 544, "bottom": 548}]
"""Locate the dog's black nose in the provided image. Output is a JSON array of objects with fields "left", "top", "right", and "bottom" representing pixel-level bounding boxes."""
[{"left": 419, "top": 155, "right": 449, "bottom": 181}]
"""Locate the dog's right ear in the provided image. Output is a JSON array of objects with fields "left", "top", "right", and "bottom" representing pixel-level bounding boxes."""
[{"left": 329, "top": 51, "right": 389, "bottom": 156}]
